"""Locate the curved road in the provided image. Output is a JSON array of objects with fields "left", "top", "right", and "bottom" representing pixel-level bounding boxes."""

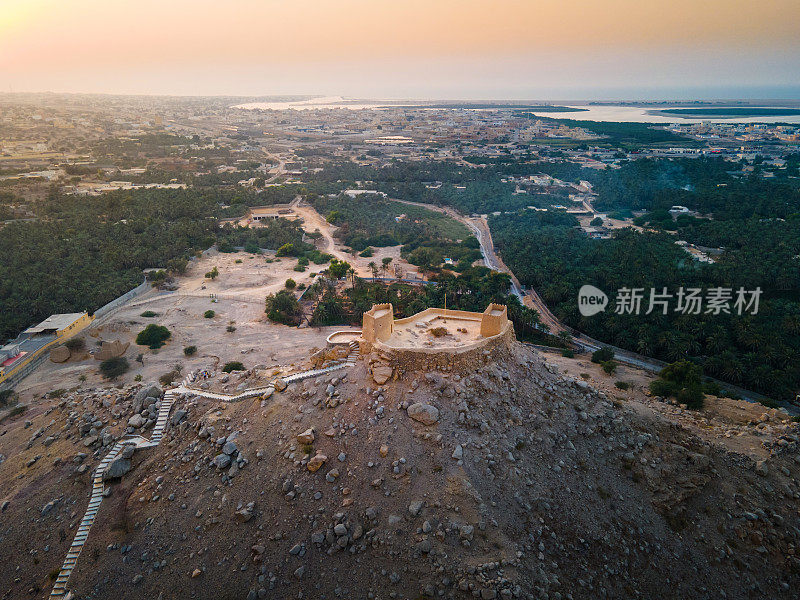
[{"left": 389, "top": 197, "right": 788, "bottom": 407}]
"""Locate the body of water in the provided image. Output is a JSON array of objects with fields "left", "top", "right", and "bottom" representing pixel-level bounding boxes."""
[
  {"left": 527, "top": 105, "right": 800, "bottom": 124},
  {"left": 236, "top": 97, "right": 800, "bottom": 124}
]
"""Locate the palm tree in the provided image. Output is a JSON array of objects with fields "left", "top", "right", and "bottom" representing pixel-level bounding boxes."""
[{"left": 368, "top": 262, "right": 379, "bottom": 279}]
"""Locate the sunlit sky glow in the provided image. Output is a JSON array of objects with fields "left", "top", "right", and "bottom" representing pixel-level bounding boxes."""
[{"left": 1, "top": 0, "right": 798, "bottom": 99}]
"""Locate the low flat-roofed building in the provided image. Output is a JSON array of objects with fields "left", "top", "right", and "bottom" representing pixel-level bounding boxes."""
[{"left": 24, "top": 312, "right": 91, "bottom": 337}]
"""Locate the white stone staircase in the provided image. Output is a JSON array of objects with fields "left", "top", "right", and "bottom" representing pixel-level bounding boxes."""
[
  {"left": 49, "top": 389, "right": 179, "bottom": 598},
  {"left": 48, "top": 345, "right": 358, "bottom": 598},
  {"left": 177, "top": 341, "right": 360, "bottom": 403}
]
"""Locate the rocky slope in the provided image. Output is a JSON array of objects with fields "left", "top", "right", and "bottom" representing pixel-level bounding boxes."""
[{"left": 1, "top": 341, "right": 799, "bottom": 599}]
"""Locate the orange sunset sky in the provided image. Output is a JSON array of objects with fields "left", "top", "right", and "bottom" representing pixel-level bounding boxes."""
[{"left": 1, "top": 0, "right": 798, "bottom": 98}]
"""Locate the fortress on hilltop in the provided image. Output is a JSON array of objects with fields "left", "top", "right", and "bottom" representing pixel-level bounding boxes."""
[{"left": 359, "top": 303, "right": 513, "bottom": 366}]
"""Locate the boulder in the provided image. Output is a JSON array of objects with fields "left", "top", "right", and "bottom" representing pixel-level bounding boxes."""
[
  {"left": 273, "top": 378, "right": 288, "bottom": 392},
  {"left": 49, "top": 346, "right": 71, "bottom": 363},
  {"left": 307, "top": 454, "right": 327, "bottom": 472},
  {"left": 170, "top": 409, "right": 187, "bottom": 426},
  {"left": 136, "top": 382, "right": 163, "bottom": 403},
  {"left": 128, "top": 414, "right": 145, "bottom": 429},
  {"left": 94, "top": 340, "right": 129, "bottom": 361},
  {"left": 296, "top": 428, "right": 315, "bottom": 445},
  {"left": 372, "top": 365, "right": 393, "bottom": 385},
  {"left": 407, "top": 403, "right": 439, "bottom": 426},
  {"left": 213, "top": 454, "right": 232, "bottom": 470},
  {"left": 103, "top": 458, "right": 131, "bottom": 480},
  {"left": 222, "top": 441, "right": 238, "bottom": 456}
]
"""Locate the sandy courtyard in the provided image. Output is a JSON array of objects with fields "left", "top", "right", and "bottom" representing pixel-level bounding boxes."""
[{"left": 13, "top": 252, "right": 361, "bottom": 403}]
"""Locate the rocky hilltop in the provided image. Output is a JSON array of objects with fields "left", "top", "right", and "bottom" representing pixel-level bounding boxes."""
[{"left": 1, "top": 340, "right": 799, "bottom": 599}]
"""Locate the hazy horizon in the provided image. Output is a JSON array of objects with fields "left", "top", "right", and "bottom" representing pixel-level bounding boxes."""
[{"left": 2, "top": 0, "right": 798, "bottom": 100}]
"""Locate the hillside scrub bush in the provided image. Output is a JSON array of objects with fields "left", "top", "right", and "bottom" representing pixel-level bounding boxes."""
[
  {"left": 0, "top": 389, "right": 18, "bottom": 407},
  {"left": 135, "top": 324, "right": 171, "bottom": 349},
  {"left": 591, "top": 347, "right": 614, "bottom": 363},
  {"left": 140, "top": 310, "right": 158, "bottom": 318},
  {"left": 650, "top": 359, "right": 705, "bottom": 410},
  {"left": 159, "top": 365, "right": 182, "bottom": 386},
  {"left": 183, "top": 345, "right": 197, "bottom": 356},
  {"left": 222, "top": 361, "right": 245, "bottom": 373},
  {"left": 601, "top": 360, "right": 617, "bottom": 374},
  {"left": 100, "top": 357, "right": 130, "bottom": 379},
  {"left": 64, "top": 337, "right": 85, "bottom": 351},
  {"left": 204, "top": 310, "right": 215, "bottom": 318}
]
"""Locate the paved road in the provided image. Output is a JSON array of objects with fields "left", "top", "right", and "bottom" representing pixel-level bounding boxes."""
[{"left": 388, "top": 198, "right": 790, "bottom": 407}]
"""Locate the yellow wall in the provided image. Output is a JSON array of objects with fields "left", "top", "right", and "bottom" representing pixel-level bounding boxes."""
[{"left": 0, "top": 313, "right": 94, "bottom": 387}]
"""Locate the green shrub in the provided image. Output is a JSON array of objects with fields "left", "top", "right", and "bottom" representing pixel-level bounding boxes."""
[
  {"left": 677, "top": 385, "right": 705, "bottom": 409},
  {"left": 305, "top": 250, "right": 332, "bottom": 264},
  {"left": 100, "top": 357, "right": 130, "bottom": 379},
  {"left": 265, "top": 290, "right": 303, "bottom": 326},
  {"left": 359, "top": 247, "right": 374, "bottom": 257},
  {"left": 561, "top": 349, "right": 575, "bottom": 358},
  {"left": 205, "top": 266, "right": 219, "bottom": 279},
  {"left": 0, "top": 389, "right": 17, "bottom": 407},
  {"left": 226, "top": 325, "right": 236, "bottom": 332},
  {"left": 328, "top": 258, "right": 351, "bottom": 279},
  {"left": 276, "top": 242, "right": 297, "bottom": 257},
  {"left": 159, "top": 365, "right": 182, "bottom": 386},
  {"left": 183, "top": 345, "right": 197, "bottom": 356},
  {"left": 614, "top": 380, "right": 630, "bottom": 390},
  {"left": 649, "top": 360, "right": 705, "bottom": 410},
  {"left": 64, "top": 337, "right": 85, "bottom": 351},
  {"left": 244, "top": 241, "right": 261, "bottom": 254},
  {"left": 601, "top": 360, "right": 617, "bottom": 374},
  {"left": 140, "top": 310, "right": 158, "bottom": 318},
  {"left": 222, "top": 361, "right": 245, "bottom": 373},
  {"left": 591, "top": 347, "right": 614, "bottom": 363},
  {"left": 0, "top": 404, "right": 27, "bottom": 424},
  {"left": 135, "top": 324, "right": 171, "bottom": 349},
  {"left": 294, "top": 263, "right": 306, "bottom": 272},
  {"left": 203, "top": 310, "right": 215, "bottom": 319},
  {"left": 285, "top": 278, "right": 297, "bottom": 289}
]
